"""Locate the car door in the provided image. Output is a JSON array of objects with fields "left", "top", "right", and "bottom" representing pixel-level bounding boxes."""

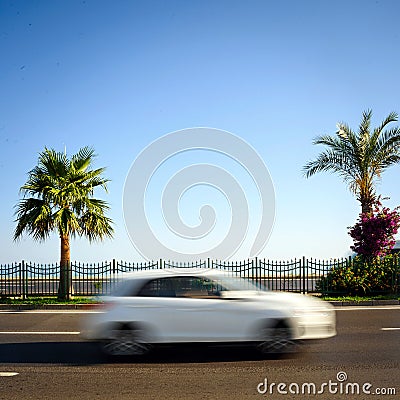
[{"left": 158, "top": 276, "right": 262, "bottom": 342}]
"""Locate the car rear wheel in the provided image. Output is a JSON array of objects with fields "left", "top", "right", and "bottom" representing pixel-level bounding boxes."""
[
  {"left": 101, "top": 324, "right": 151, "bottom": 356},
  {"left": 257, "top": 322, "right": 296, "bottom": 354}
]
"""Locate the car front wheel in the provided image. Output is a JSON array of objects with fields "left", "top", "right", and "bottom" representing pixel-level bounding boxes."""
[{"left": 257, "top": 322, "right": 297, "bottom": 354}]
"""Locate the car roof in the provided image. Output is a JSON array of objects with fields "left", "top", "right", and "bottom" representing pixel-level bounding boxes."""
[{"left": 118, "top": 268, "right": 228, "bottom": 280}]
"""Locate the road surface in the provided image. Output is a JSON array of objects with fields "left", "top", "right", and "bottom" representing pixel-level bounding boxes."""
[{"left": 0, "top": 306, "right": 399, "bottom": 399}]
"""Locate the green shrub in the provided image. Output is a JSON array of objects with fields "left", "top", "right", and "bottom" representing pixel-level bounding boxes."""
[{"left": 316, "top": 255, "right": 399, "bottom": 296}]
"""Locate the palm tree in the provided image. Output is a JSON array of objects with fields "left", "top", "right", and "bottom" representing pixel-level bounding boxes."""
[
  {"left": 303, "top": 110, "right": 400, "bottom": 214},
  {"left": 14, "top": 146, "right": 114, "bottom": 300}
]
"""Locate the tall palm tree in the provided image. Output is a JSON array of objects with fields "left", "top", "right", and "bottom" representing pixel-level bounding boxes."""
[
  {"left": 14, "top": 146, "right": 114, "bottom": 300},
  {"left": 303, "top": 110, "right": 400, "bottom": 214}
]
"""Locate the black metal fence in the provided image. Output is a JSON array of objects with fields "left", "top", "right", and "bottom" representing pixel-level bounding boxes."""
[{"left": 0, "top": 257, "right": 398, "bottom": 298}]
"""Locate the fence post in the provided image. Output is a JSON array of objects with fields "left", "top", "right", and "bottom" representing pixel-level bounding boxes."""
[
  {"left": 112, "top": 259, "right": 116, "bottom": 274},
  {"left": 21, "top": 260, "right": 26, "bottom": 300},
  {"left": 68, "top": 261, "right": 73, "bottom": 299},
  {"left": 159, "top": 259, "right": 163, "bottom": 269},
  {"left": 19, "top": 261, "right": 22, "bottom": 299},
  {"left": 302, "top": 256, "right": 306, "bottom": 295},
  {"left": 254, "top": 257, "right": 258, "bottom": 288}
]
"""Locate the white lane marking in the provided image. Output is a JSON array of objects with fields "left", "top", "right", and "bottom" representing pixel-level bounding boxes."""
[
  {"left": 335, "top": 306, "right": 400, "bottom": 311},
  {"left": 0, "top": 331, "right": 80, "bottom": 335},
  {"left": 0, "top": 372, "right": 19, "bottom": 377},
  {"left": 381, "top": 327, "right": 400, "bottom": 331}
]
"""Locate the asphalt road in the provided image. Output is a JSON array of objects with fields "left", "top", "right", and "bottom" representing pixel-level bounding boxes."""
[{"left": 0, "top": 307, "right": 399, "bottom": 400}]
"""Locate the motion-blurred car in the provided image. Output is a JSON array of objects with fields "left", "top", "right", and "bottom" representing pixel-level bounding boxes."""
[{"left": 81, "top": 268, "right": 336, "bottom": 356}]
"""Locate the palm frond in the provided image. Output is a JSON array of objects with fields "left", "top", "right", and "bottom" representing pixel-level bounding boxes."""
[
  {"left": 39, "top": 147, "right": 69, "bottom": 178},
  {"left": 303, "top": 149, "right": 354, "bottom": 179},
  {"left": 78, "top": 209, "right": 114, "bottom": 242},
  {"left": 14, "top": 198, "right": 53, "bottom": 241},
  {"left": 336, "top": 122, "right": 358, "bottom": 147},
  {"left": 358, "top": 109, "right": 372, "bottom": 139},
  {"left": 369, "top": 127, "right": 400, "bottom": 175},
  {"left": 373, "top": 111, "right": 398, "bottom": 137},
  {"left": 71, "top": 146, "right": 95, "bottom": 172}
]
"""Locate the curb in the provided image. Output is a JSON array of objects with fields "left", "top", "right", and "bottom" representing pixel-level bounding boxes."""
[{"left": 0, "top": 300, "right": 399, "bottom": 310}]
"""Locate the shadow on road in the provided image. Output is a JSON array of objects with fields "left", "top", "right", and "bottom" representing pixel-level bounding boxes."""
[{"left": 0, "top": 342, "right": 302, "bottom": 365}]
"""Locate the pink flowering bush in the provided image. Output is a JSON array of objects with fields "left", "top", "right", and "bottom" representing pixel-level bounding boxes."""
[
  {"left": 349, "top": 200, "right": 400, "bottom": 259},
  {"left": 317, "top": 200, "right": 400, "bottom": 296}
]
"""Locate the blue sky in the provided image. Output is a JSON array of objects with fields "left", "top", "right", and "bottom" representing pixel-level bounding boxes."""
[{"left": 1, "top": 0, "right": 400, "bottom": 263}]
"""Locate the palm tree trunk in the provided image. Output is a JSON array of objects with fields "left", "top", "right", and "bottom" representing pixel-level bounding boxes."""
[
  {"left": 58, "top": 234, "right": 74, "bottom": 300},
  {"left": 360, "top": 198, "right": 374, "bottom": 215},
  {"left": 361, "top": 203, "right": 372, "bottom": 214},
  {"left": 359, "top": 188, "right": 374, "bottom": 215}
]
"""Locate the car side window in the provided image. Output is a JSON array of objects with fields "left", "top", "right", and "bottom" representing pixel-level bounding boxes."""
[
  {"left": 137, "top": 278, "right": 177, "bottom": 297},
  {"left": 136, "top": 276, "right": 227, "bottom": 298},
  {"left": 174, "top": 277, "right": 224, "bottom": 299}
]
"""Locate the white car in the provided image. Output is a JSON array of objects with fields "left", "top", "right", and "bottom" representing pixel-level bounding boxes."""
[{"left": 82, "top": 268, "right": 336, "bottom": 356}]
